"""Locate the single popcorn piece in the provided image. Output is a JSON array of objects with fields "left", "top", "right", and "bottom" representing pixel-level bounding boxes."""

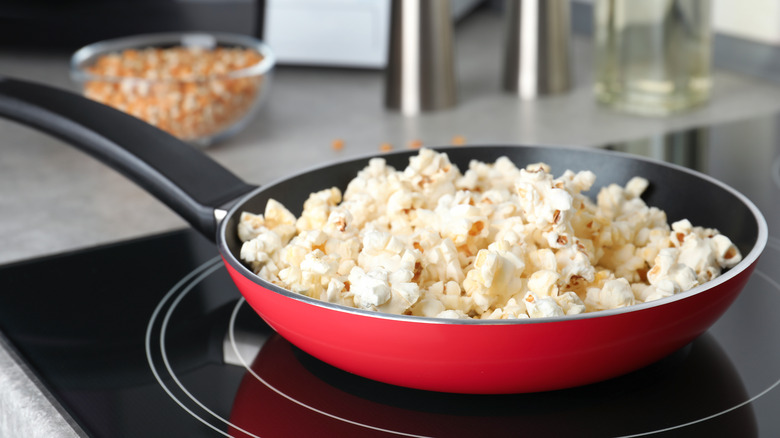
[
  {"left": 586, "top": 278, "right": 636, "bottom": 311},
  {"left": 237, "top": 148, "right": 743, "bottom": 319},
  {"left": 238, "top": 211, "right": 265, "bottom": 242},
  {"left": 263, "top": 199, "right": 298, "bottom": 243},
  {"left": 358, "top": 229, "right": 421, "bottom": 275},
  {"left": 712, "top": 234, "right": 742, "bottom": 268},
  {"left": 297, "top": 187, "right": 342, "bottom": 232},
  {"left": 514, "top": 166, "right": 575, "bottom": 249},
  {"left": 526, "top": 248, "right": 558, "bottom": 273},
  {"left": 633, "top": 280, "right": 676, "bottom": 303},
  {"left": 433, "top": 193, "right": 489, "bottom": 255},
  {"left": 413, "top": 280, "right": 473, "bottom": 317},
  {"left": 436, "top": 309, "right": 470, "bottom": 319},
  {"left": 300, "top": 249, "right": 338, "bottom": 276},
  {"left": 524, "top": 292, "right": 565, "bottom": 318},
  {"left": 554, "top": 239, "right": 597, "bottom": 284},
  {"left": 647, "top": 248, "right": 699, "bottom": 293},
  {"left": 403, "top": 147, "right": 459, "bottom": 206},
  {"left": 412, "top": 296, "right": 447, "bottom": 318},
  {"left": 555, "top": 291, "right": 587, "bottom": 315},
  {"left": 238, "top": 200, "right": 298, "bottom": 246},
  {"left": 527, "top": 270, "right": 559, "bottom": 297},
  {"left": 347, "top": 267, "right": 393, "bottom": 309},
  {"left": 322, "top": 278, "right": 352, "bottom": 306},
  {"left": 624, "top": 176, "right": 649, "bottom": 198},
  {"left": 275, "top": 248, "right": 342, "bottom": 298},
  {"left": 347, "top": 265, "right": 421, "bottom": 314},
  {"left": 281, "top": 229, "right": 329, "bottom": 267},
  {"left": 482, "top": 298, "right": 530, "bottom": 319},
  {"left": 240, "top": 228, "right": 284, "bottom": 280},
  {"left": 343, "top": 158, "right": 397, "bottom": 222},
  {"left": 240, "top": 229, "right": 280, "bottom": 264},
  {"left": 671, "top": 219, "right": 743, "bottom": 282},
  {"left": 457, "top": 156, "right": 525, "bottom": 198},
  {"left": 599, "top": 243, "right": 646, "bottom": 283},
  {"left": 386, "top": 188, "right": 424, "bottom": 224},
  {"left": 462, "top": 242, "right": 526, "bottom": 315},
  {"left": 419, "top": 237, "right": 465, "bottom": 285}
]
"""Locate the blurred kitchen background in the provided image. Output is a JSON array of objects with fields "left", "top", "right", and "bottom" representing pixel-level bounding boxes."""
[
  {"left": 3, "top": 0, "right": 780, "bottom": 69},
  {"left": 3, "top": 0, "right": 780, "bottom": 68},
  {"left": 1, "top": 0, "right": 780, "bottom": 262}
]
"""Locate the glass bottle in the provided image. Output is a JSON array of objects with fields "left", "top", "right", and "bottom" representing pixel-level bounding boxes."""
[{"left": 594, "top": 0, "right": 713, "bottom": 116}]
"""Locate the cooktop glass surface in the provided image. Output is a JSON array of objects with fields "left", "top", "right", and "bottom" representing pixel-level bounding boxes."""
[{"left": 1, "top": 114, "right": 779, "bottom": 437}]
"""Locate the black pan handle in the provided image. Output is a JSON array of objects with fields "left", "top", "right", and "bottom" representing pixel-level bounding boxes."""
[{"left": 0, "top": 76, "right": 257, "bottom": 240}]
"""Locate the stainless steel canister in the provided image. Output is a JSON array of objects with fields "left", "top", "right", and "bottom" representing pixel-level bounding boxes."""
[
  {"left": 385, "top": 0, "right": 457, "bottom": 114},
  {"left": 502, "top": 0, "right": 572, "bottom": 99}
]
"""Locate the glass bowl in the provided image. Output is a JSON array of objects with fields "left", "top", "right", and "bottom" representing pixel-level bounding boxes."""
[{"left": 70, "top": 32, "right": 275, "bottom": 147}]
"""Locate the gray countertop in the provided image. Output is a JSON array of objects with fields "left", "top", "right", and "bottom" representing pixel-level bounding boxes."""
[{"left": 2, "top": 7, "right": 780, "bottom": 437}]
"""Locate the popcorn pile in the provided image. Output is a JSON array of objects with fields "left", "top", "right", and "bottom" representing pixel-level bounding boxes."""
[{"left": 238, "top": 149, "right": 742, "bottom": 320}]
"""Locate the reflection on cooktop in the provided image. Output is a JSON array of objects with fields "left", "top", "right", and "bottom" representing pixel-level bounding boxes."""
[
  {"left": 141, "top": 245, "right": 779, "bottom": 437},
  {"left": 227, "top": 303, "right": 759, "bottom": 438}
]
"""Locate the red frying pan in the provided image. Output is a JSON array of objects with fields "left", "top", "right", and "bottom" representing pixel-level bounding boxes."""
[{"left": 0, "top": 77, "right": 767, "bottom": 394}]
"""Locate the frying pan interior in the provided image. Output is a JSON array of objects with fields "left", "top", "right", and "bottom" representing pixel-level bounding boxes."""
[{"left": 223, "top": 145, "right": 759, "bottom": 269}]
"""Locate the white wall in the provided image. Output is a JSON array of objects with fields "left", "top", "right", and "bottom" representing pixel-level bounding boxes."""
[
  {"left": 713, "top": 0, "right": 780, "bottom": 45},
  {"left": 574, "top": 0, "right": 780, "bottom": 45}
]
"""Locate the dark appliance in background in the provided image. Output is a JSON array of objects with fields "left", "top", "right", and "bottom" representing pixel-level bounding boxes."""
[
  {"left": 0, "top": 0, "right": 483, "bottom": 67},
  {"left": 0, "top": 0, "right": 265, "bottom": 49}
]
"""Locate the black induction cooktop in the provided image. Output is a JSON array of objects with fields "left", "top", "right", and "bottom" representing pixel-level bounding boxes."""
[{"left": 1, "top": 114, "right": 779, "bottom": 437}]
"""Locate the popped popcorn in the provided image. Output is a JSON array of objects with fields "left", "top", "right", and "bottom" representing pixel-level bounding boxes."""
[{"left": 238, "top": 148, "right": 743, "bottom": 319}]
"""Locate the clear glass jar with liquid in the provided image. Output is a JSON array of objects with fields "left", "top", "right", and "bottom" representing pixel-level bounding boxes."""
[{"left": 594, "top": 0, "right": 712, "bottom": 116}]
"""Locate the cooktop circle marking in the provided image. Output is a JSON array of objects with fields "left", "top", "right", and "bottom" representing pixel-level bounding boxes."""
[
  {"left": 147, "top": 244, "right": 780, "bottom": 437},
  {"left": 145, "top": 257, "right": 244, "bottom": 438},
  {"left": 227, "top": 298, "right": 433, "bottom": 438},
  {"left": 227, "top": 254, "right": 780, "bottom": 437},
  {"left": 159, "top": 262, "right": 262, "bottom": 438},
  {"left": 622, "top": 258, "right": 780, "bottom": 437},
  {"left": 227, "top": 268, "right": 778, "bottom": 438}
]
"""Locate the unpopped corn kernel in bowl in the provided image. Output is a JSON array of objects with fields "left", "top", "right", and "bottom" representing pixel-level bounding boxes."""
[{"left": 238, "top": 148, "right": 742, "bottom": 319}]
